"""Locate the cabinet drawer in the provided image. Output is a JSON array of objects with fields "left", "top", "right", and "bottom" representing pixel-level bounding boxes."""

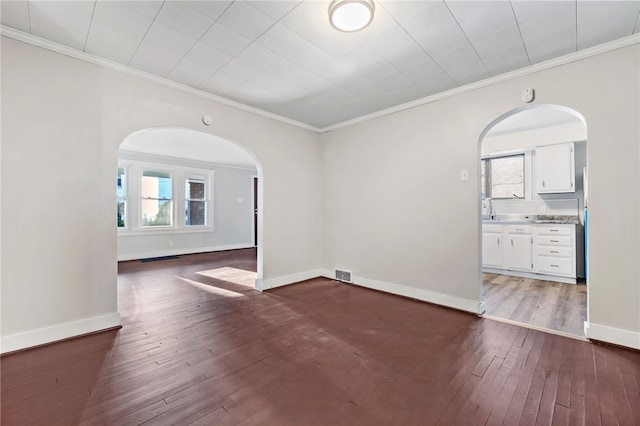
[
  {"left": 505, "top": 225, "right": 531, "bottom": 235},
  {"left": 483, "top": 224, "right": 502, "bottom": 233},
  {"left": 534, "top": 246, "right": 572, "bottom": 258},
  {"left": 536, "top": 225, "right": 574, "bottom": 236},
  {"left": 535, "top": 235, "right": 573, "bottom": 247},
  {"left": 534, "top": 256, "right": 574, "bottom": 277}
]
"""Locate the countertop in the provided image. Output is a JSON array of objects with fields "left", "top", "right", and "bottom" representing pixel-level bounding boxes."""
[{"left": 482, "top": 215, "right": 580, "bottom": 225}]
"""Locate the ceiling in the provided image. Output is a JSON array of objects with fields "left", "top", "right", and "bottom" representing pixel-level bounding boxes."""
[
  {"left": 486, "top": 107, "right": 583, "bottom": 137},
  {"left": 121, "top": 127, "right": 258, "bottom": 167},
  {"left": 2, "top": 1, "right": 639, "bottom": 129}
]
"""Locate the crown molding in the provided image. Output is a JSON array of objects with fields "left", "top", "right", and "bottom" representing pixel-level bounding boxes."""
[
  {"left": 2, "top": 25, "right": 638, "bottom": 135},
  {"left": 0, "top": 26, "right": 322, "bottom": 133},
  {"left": 319, "top": 34, "right": 640, "bottom": 133}
]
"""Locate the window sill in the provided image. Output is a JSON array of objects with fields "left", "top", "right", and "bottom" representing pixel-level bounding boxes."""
[{"left": 118, "top": 226, "right": 214, "bottom": 237}]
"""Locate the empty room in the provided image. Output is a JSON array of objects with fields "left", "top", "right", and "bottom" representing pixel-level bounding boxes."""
[{"left": 1, "top": 1, "right": 639, "bottom": 425}]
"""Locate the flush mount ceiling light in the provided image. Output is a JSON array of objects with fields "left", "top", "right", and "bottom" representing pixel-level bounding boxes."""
[{"left": 329, "top": 0, "right": 375, "bottom": 32}]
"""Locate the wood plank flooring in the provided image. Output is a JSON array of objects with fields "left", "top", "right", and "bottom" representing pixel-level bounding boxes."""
[
  {"left": 2, "top": 249, "right": 639, "bottom": 425},
  {"left": 483, "top": 273, "right": 587, "bottom": 337}
]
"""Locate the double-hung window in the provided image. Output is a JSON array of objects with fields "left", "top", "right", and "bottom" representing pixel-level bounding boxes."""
[
  {"left": 141, "top": 170, "right": 173, "bottom": 227},
  {"left": 185, "top": 176, "right": 207, "bottom": 226},
  {"left": 117, "top": 167, "right": 127, "bottom": 228}
]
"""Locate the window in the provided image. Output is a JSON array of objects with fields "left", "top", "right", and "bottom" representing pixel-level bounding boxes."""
[
  {"left": 185, "top": 177, "right": 206, "bottom": 226},
  {"left": 481, "top": 154, "right": 524, "bottom": 199},
  {"left": 117, "top": 160, "right": 214, "bottom": 233},
  {"left": 117, "top": 167, "right": 126, "bottom": 228},
  {"left": 141, "top": 170, "right": 173, "bottom": 227}
]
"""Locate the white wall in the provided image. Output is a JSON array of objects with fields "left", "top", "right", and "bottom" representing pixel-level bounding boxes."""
[
  {"left": 0, "top": 37, "right": 323, "bottom": 353},
  {"left": 117, "top": 154, "right": 257, "bottom": 261},
  {"left": 321, "top": 44, "right": 640, "bottom": 349}
]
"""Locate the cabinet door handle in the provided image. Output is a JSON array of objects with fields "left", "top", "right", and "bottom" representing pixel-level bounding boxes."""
[
  {"left": 511, "top": 239, "right": 514, "bottom": 246},
  {"left": 550, "top": 250, "right": 559, "bottom": 254},
  {"left": 497, "top": 238, "right": 500, "bottom": 245},
  {"left": 550, "top": 240, "right": 559, "bottom": 243},
  {"left": 551, "top": 264, "right": 560, "bottom": 268},
  {"left": 550, "top": 229, "right": 559, "bottom": 232},
  {"left": 542, "top": 180, "right": 546, "bottom": 188}
]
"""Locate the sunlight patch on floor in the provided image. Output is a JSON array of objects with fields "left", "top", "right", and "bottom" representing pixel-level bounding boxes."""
[
  {"left": 196, "top": 267, "right": 257, "bottom": 287},
  {"left": 176, "top": 276, "right": 245, "bottom": 298}
]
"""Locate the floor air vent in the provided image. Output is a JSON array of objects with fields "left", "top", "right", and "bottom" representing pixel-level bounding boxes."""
[{"left": 335, "top": 269, "right": 352, "bottom": 283}]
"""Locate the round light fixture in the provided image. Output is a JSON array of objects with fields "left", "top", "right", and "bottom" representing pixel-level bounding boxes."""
[{"left": 329, "top": 0, "right": 375, "bottom": 33}]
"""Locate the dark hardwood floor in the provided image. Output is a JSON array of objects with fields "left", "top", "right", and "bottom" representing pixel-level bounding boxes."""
[
  {"left": 2, "top": 249, "right": 639, "bottom": 425},
  {"left": 483, "top": 273, "right": 587, "bottom": 337}
]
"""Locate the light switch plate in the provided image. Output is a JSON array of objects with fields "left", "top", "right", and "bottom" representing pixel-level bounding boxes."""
[{"left": 460, "top": 169, "right": 469, "bottom": 182}]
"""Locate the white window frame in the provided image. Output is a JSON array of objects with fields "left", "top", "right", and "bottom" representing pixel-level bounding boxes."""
[
  {"left": 481, "top": 149, "right": 532, "bottom": 201},
  {"left": 140, "top": 168, "right": 175, "bottom": 229},
  {"left": 117, "top": 160, "right": 214, "bottom": 235}
]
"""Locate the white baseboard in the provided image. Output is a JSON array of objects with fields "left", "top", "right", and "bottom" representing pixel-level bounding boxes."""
[
  {"left": 1, "top": 312, "right": 122, "bottom": 354},
  {"left": 257, "top": 269, "right": 323, "bottom": 291},
  {"left": 117, "top": 243, "right": 254, "bottom": 261},
  {"left": 585, "top": 322, "right": 640, "bottom": 350},
  {"left": 482, "top": 268, "right": 577, "bottom": 284},
  {"left": 321, "top": 269, "right": 482, "bottom": 314}
]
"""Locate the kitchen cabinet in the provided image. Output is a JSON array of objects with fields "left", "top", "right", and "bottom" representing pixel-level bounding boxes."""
[
  {"left": 483, "top": 222, "right": 578, "bottom": 283},
  {"left": 503, "top": 225, "right": 532, "bottom": 271},
  {"left": 482, "top": 224, "right": 502, "bottom": 268},
  {"left": 533, "top": 224, "right": 576, "bottom": 279},
  {"left": 535, "top": 142, "right": 575, "bottom": 193}
]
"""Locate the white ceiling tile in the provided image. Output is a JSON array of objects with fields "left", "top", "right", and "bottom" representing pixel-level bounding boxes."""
[
  {"left": 145, "top": 21, "right": 197, "bottom": 55},
  {"left": 1, "top": 0, "right": 30, "bottom": 32},
  {"left": 155, "top": 1, "right": 214, "bottom": 40},
  {"left": 248, "top": 1, "right": 302, "bottom": 21},
  {"left": 250, "top": 72, "right": 304, "bottom": 97},
  {"left": 201, "top": 23, "right": 252, "bottom": 56},
  {"left": 181, "top": 0, "right": 232, "bottom": 20},
  {"left": 437, "top": 45, "right": 490, "bottom": 85},
  {"left": 117, "top": 0, "right": 164, "bottom": 19},
  {"left": 29, "top": 1, "right": 95, "bottom": 50},
  {"left": 471, "top": 26, "right": 530, "bottom": 75},
  {"left": 199, "top": 71, "right": 247, "bottom": 94},
  {"left": 129, "top": 40, "right": 183, "bottom": 76},
  {"left": 219, "top": 58, "right": 264, "bottom": 81},
  {"left": 288, "top": 41, "right": 354, "bottom": 81},
  {"left": 414, "top": 71, "right": 457, "bottom": 94},
  {"left": 577, "top": 1, "right": 640, "bottom": 49},
  {"left": 255, "top": 23, "right": 307, "bottom": 56},
  {"left": 85, "top": 21, "right": 142, "bottom": 65},
  {"left": 92, "top": 0, "right": 153, "bottom": 38},
  {"left": 446, "top": 1, "right": 516, "bottom": 39},
  {"left": 236, "top": 43, "right": 282, "bottom": 69},
  {"left": 216, "top": 1, "right": 276, "bottom": 40},
  {"left": 234, "top": 82, "right": 279, "bottom": 103},
  {"left": 512, "top": 1, "right": 576, "bottom": 64},
  {"left": 167, "top": 58, "right": 217, "bottom": 87},
  {"left": 267, "top": 58, "right": 330, "bottom": 91},
  {"left": 186, "top": 42, "right": 232, "bottom": 71}
]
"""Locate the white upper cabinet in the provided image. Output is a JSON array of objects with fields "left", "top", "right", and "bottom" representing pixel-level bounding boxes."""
[{"left": 535, "top": 142, "right": 575, "bottom": 193}]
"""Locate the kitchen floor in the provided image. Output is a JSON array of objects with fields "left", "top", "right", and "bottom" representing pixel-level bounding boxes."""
[{"left": 482, "top": 273, "right": 587, "bottom": 337}]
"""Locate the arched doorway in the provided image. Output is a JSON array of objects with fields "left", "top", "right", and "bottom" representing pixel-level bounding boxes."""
[
  {"left": 116, "top": 127, "right": 264, "bottom": 289},
  {"left": 478, "top": 105, "right": 588, "bottom": 338}
]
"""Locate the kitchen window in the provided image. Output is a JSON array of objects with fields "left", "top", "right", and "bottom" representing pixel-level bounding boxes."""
[{"left": 481, "top": 154, "right": 525, "bottom": 199}]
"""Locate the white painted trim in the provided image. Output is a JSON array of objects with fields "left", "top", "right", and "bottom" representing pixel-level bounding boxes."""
[
  {"left": 320, "top": 35, "right": 640, "bottom": 132},
  {"left": 482, "top": 267, "right": 577, "bottom": 284},
  {"left": 320, "top": 269, "right": 482, "bottom": 314},
  {"left": 117, "top": 243, "right": 254, "bottom": 262},
  {"left": 119, "top": 150, "right": 258, "bottom": 172},
  {"left": 585, "top": 322, "right": 640, "bottom": 350},
  {"left": 2, "top": 26, "right": 637, "bottom": 134},
  {"left": 257, "top": 269, "right": 323, "bottom": 291},
  {"left": 0, "top": 26, "right": 321, "bottom": 133},
  {"left": 1, "top": 312, "right": 122, "bottom": 354},
  {"left": 482, "top": 314, "right": 587, "bottom": 341}
]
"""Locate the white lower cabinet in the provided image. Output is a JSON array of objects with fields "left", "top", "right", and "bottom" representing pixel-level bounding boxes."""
[
  {"left": 482, "top": 222, "right": 577, "bottom": 283},
  {"left": 503, "top": 226, "right": 532, "bottom": 271},
  {"left": 533, "top": 224, "right": 576, "bottom": 279},
  {"left": 482, "top": 224, "right": 503, "bottom": 268}
]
